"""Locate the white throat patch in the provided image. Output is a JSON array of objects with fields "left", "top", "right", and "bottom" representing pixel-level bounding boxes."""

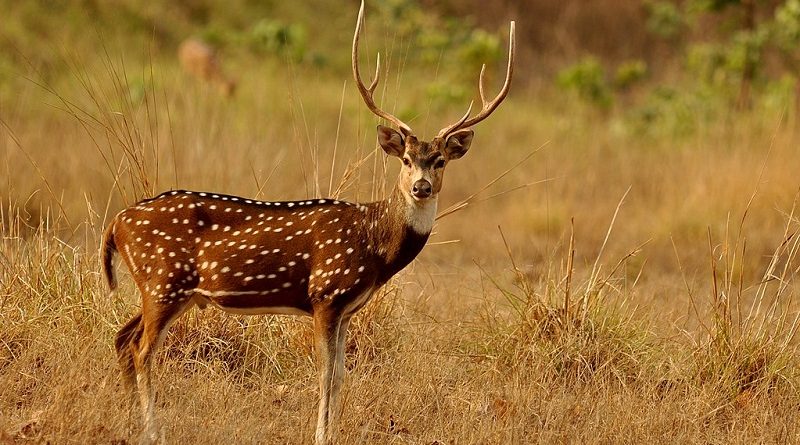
[{"left": 402, "top": 192, "right": 437, "bottom": 234}]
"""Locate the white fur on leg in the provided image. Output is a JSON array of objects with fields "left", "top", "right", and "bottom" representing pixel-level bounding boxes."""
[
  {"left": 314, "top": 317, "right": 350, "bottom": 445},
  {"left": 328, "top": 319, "right": 349, "bottom": 438},
  {"left": 315, "top": 384, "right": 330, "bottom": 444},
  {"left": 137, "top": 368, "right": 159, "bottom": 444},
  {"left": 315, "top": 324, "right": 335, "bottom": 445}
]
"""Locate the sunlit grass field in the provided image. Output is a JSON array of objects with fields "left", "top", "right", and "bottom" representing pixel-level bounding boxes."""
[{"left": 3, "top": 3, "right": 800, "bottom": 443}]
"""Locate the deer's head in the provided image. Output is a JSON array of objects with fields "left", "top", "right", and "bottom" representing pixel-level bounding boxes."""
[
  {"left": 352, "top": 1, "right": 515, "bottom": 205},
  {"left": 375, "top": 126, "right": 473, "bottom": 202}
]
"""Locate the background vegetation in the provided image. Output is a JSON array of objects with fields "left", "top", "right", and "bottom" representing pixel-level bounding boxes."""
[{"left": 2, "top": 0, "right": 800, "bottom": 443}]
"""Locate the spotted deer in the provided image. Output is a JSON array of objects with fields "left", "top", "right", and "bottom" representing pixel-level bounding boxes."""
[
  {"left": 178, "top": 38, "right": 237, "bottom": 97},
  {"left": 102, "top": 2, "right": 514, "bottom": 444}
]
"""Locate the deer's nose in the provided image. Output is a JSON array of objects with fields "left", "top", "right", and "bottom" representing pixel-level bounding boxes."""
[{"left": 411, "top": 180, "right": 432, "bottom": 199}]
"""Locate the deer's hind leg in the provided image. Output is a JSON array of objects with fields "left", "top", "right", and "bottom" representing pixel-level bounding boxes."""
[
  {"left": 121, "top": 290, "right": 194, "bottom": 444},
  {"left": 115, "top": 312, "right": 144, "bottom": 434},
  {"left": 116, "top": 313, "right": 144, "bottom": 390}
]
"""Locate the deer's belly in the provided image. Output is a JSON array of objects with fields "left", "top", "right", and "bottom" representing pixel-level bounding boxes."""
[
  {"left": 189, "top": 284, "right": 313, "bottom": 316},
  {"left": 215, "top": 304, "right": 311, "bottom": 317}
]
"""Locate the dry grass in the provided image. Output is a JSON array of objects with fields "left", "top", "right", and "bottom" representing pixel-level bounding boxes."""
[{"left": 3, "top": 27, "right": 800, "bottom": 445}]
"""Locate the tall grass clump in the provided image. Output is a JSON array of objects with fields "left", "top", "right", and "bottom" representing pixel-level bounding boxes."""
[
  {"left": 474, "top": 208, "right": 657, "bottom": 387},
  {"left": 0, "top": 206, "right": 132, "bottom": 443},
  {"left": 689, "top": 199, "right": 800, "bottom": 401}
]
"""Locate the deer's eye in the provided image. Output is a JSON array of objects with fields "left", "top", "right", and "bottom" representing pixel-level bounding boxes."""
[
  {"left": 402, "top": 157, "right": 411, "bottom": 167},
  {"left": 434, "top": 159, "right": 445, "bottom": 169}
]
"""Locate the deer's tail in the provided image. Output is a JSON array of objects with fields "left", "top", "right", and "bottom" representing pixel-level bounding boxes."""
[{"left": 101, "top": 220, "right": 118, "bottom": 291}]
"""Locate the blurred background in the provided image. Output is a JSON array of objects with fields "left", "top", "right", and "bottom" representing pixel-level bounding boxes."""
[{"left": 3, "top": 0, "right": 800, "bottom": 113}]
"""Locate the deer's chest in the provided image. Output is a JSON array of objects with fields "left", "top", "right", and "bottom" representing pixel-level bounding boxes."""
[{"left": 377, "top": 228, "right": 430, "bottom": 285}]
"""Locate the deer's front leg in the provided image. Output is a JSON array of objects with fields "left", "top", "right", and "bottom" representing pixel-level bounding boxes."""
[{"left": 313, "top": 309, "right": 351, "bottom": 445}]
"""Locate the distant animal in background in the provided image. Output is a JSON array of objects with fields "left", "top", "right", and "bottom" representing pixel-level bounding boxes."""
[{"left": 178, "top": 38, "right": 237, "bottom": 97}]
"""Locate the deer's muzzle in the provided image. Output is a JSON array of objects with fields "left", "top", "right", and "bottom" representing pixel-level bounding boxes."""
[{"left": 411, "top": 180, "right": 432, "bottom": 199}]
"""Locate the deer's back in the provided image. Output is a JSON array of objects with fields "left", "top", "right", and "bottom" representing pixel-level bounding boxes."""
[{"left": 113, "top": 191, "right": 377, "bottom": 313}]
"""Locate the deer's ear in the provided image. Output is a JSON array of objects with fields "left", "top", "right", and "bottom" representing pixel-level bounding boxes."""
[
  {"left": 444, "top": 129, "right": 474, "bottom": 160},
  {"left": 377, "top": 125, "right": 405, "bottom": 158}
]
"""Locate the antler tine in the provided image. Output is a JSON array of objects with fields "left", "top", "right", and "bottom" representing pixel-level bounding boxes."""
[
  {"left": 436, "top": 101, "right": 473, "bottom": 139},
  {"left": 368, "top": 53, "right": 381, "bottom": 94},
  {"left": 437, "top": 21, "right": 515, "bottom": 139},
  {"left": 353, "top": 1, "right": 413, "bottom": 136},
  {"left": 478, "top": 64, "right": 487, "bottom": 105},
  {"left": 461, "top": 21, "right": 515, "bottom": 128}
]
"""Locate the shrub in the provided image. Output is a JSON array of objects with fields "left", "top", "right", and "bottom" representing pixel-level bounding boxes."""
[{"left": 557, "top": 57, "right": 613, "bottom": 109}]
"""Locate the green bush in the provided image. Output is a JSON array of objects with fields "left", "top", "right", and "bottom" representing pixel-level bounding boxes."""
[
  {"left": 557, "top": 57, "right": 613, "bottom": 109},
  {"left": 645, "top": 0, "right": 685, "bottom": 39},
  {"left": 724, "top": 28, "right": 768, "bottom": 79},
  {"left": 773, "top": 0, "right": 800, "bottom": 46},
  {"left": 248, "top": 19, "right": 307, "bottom": 62},
  {"left": 614, "top": 60, "right": 648, "bottom": 90},
  {"left": 425, "top": 80, "right": 467, "bottom": 106},
  {"left": 458, "top": 29, "right": 502, "bottom": 74},
  {"left": 626, "top": 85, "right": 721, "bottom": 138}
]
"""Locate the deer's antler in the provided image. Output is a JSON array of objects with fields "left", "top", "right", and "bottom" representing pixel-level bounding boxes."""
[
  {"left": 353, "top": 1, "right": 414, "bottom": 137},
  {"left": 437, "top": 21, "right": 515, "bottom": 139}
]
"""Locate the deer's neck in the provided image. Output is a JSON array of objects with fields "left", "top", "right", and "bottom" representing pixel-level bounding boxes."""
[
  {"left": 362, "top": 186, "right": 436, "bottom": 283},
  {"left": 398, "top": 186, "right": 437, "bottom": 235}
]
